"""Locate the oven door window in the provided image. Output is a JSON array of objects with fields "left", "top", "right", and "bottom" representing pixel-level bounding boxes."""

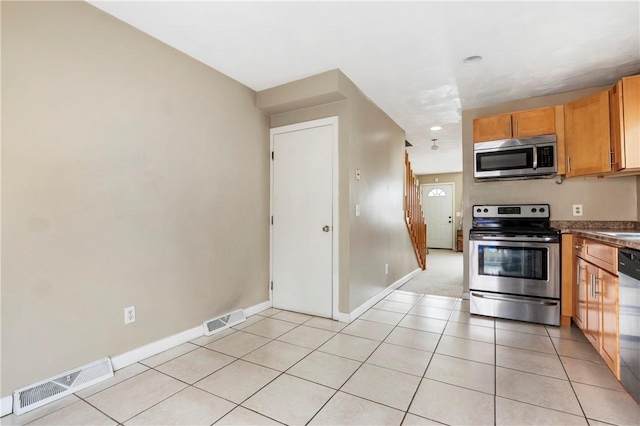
[
  {"left": 476, "top": 148, "right": 533, "bottom": 172},
  {"left": 478, "top": 245, "right": 548, "bottom": 280}
]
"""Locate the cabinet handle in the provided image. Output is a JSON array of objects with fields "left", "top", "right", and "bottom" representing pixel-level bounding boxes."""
[
  {"left": 567, "top": 157, "right": 571, "bottom": 173},
  {"left": 594, "top": 277, "right": 601, "bottom": 295},
  {"left": 506, "top": 121, "right": 510, "bottom": 136},
  {"left": 576, "top": 264, "right": 585, "bottom": 286},
  {"left": 514, "top": 120, "right": 518, "bottom": 136}
]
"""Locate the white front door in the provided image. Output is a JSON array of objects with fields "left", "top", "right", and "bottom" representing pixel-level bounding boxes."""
[
  {"left": 271, "top": 120, "right": 334, "bottom": 318},
  {"left": 422, "top": 183, "right": 454, "bottom": 249}
]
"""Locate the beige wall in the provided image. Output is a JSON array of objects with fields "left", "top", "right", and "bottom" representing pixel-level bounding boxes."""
[
  {"left": 265, "top": 71, "right": 418, "bottom": 313},
  {"left": 417, "top": 172, "right": 463, "bottom": 232},
  {"left": 2, "top": 1, "right": 270, "bottom": 396},
  {"left": 341, "top": 73, "right": 418, "bottom": 312},
  {"left": 462, "top": 86, "right": 638, "bottom": 292},
  {"left": 637, "top": 176, "right": 640, "bottom": 221}
]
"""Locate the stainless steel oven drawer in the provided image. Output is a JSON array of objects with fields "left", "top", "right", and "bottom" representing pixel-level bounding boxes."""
[{"left": 470, "top": 291, "right": 560, "bottom": 326}]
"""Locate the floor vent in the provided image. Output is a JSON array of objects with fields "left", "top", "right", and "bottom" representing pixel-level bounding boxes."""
[
  {"left": 13, "top": 358, "right": 113, "bottom": 415},
  {"left": 203, "top": 309, "right": 246, "bottom": 336}
]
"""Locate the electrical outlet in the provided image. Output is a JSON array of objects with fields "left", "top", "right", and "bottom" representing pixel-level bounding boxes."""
[
  {"left": 124, "top": 306, "right": 135, "bottom": 325},
  {"left": 385, "top": 264, "right": 389, "bottom": 275},
  {"left": 572, "top": 204, "right": 583, "bottom": 217}
]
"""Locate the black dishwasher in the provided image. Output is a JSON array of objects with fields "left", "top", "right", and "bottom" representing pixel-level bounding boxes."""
[{"left": 619, "top": 247, "right": 640, "bottom": 404}]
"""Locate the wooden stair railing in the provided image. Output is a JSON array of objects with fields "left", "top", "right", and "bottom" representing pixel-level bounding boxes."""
[{"left": 404, "top": 152, "right": 427, "bottom": 270}]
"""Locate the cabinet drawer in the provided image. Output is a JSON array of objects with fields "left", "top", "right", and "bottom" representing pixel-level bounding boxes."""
[
  {"left": 573, "top": 236, "right": 585, "bottom": 258},
  {"left": 584, "top": 239, "right": 618, "bottom": 275}
]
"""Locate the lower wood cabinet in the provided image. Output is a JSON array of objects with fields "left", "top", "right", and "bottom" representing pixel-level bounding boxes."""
[
  {"left": 600, "top": 268, "right": 619, "bottom": 375},
  {"left": 573, "top": 256, "right": 587, "bottom": 329},
  {"left": 584, "top": 261, "right": 602, "bottom": 349},
  {"left": 571, "top": 237, "right": 620, "bottom": 378}
]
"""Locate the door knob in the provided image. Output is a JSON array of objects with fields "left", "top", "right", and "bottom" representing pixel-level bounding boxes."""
[{"left": 322, "top": 226, "right": 330, "bottom": 232}]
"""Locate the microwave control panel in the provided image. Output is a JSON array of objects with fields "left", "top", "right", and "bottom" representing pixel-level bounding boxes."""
[{"left": 537, "top": 146, "right": 555, "bottom": 167}]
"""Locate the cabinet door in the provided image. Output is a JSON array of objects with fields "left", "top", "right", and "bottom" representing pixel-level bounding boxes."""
[
  {"left": 574, "top": 257, "right": 587, "bottom": 329},
  {"left": 565, "top": 91, "right": 612, "bottom": 177},
  {"left": 600, "top": 269, "right": 619, "bottom": 378},
  {"left": 512, "top": 107, "right": 555, "bottom": 138},
  {"left": 473, "top": 114, "right": 512, "bottom": 142},
  {"left": 610, "top": 80, "right": 624, "bottom": 170},
  {"left": 585, "top": 263, "right": 601, "bottom": 348},
  {"left": 622, "top": 75, "right": 640, "bottom": 169}
]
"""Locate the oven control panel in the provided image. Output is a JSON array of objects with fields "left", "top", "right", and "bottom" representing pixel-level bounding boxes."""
[{"left": 473, "top": 204, "right": 550, "bottom": 219}]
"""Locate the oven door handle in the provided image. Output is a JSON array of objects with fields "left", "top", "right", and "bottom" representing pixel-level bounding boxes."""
[
  {"left": 471, "top": 292, "right": 558, "bottom": 306},
  {"left": 532, "top": 145, "right": 538, "bottom": 170},
  {"left": 471, "top": 235, "right": 557, "bottom": 243}
]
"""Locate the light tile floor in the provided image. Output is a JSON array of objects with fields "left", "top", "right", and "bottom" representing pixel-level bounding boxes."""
[{"left": 3, "top": 291, "right": 640, "bottom": 426}]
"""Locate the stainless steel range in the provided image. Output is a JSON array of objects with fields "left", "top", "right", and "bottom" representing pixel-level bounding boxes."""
[{"left": 469, "top": 204, "right": 560, "bottom": 326}]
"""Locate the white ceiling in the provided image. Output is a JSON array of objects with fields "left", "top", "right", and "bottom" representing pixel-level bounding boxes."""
[{"left": 90, "top": 1, "right": 640, "bottom": 175}]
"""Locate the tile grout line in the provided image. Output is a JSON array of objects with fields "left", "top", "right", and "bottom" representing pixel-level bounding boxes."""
[
  {"left": 551, "top": 330, "right": 593, "bottom": 424},
  {"left": 398, "top": 295, "right": 459, "bottom": 426},
  {"left": 303, "top": 292, "right": 428, "bottom": 424},
  {"left": 304, "top": 294, "right": 421, "bottom": 425},
  {"left": 14, "top": 300, "right": 623, "bottom": 426},
  {"left": 211, "top": 315, "right": 340, "bottom": 425},
  {"left": 129, "top": 315, "right": 314, "bottom": 425},
  {"left": 85, "top": 313, "right": 306, "bottom": 426}
]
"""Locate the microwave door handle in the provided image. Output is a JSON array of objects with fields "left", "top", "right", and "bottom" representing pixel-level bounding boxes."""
[{"left": 532, "top": 146, "right": 538, "bottom": 170}]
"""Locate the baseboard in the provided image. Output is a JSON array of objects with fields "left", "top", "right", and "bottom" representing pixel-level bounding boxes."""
[
  {"left": 112, "top": 299, "right": 270, "bottom": 370},
  {"left": 337, "top": 312, "right": 351, "bottom": 323},
  {"left": 462, "top": 292, "right": 470, "bottom": 300},
  {"left": 244, "top": 300, "right": 272, "bottom": 317},
  {"left": 341, "top": 268, "right": 421, "bottom": 323},
  {"left": 1, "top": 395, "right": 12, "bottom": 417},
  {"left": 0, "top": 300, "right": 272, "bottom": 418},
  {"left": 111, "top": 325, "right": 202, "bottom": 370}
]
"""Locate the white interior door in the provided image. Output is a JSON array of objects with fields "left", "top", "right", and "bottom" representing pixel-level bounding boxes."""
[
  {"left": 271, "top": 123, "right": 333, "bottom": 317},
  {"left": 422, "top": 183, "right": 454, "bottom": 249}
]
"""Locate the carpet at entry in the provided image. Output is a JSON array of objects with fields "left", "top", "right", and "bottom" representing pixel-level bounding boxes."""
[{"left": 399, "top": 249, "right": 463, "bottom": 298}]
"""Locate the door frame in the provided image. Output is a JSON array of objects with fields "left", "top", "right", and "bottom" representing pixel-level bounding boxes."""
[
  {"left": 420, "top": 182, "right": 456, "bottom": 250},
  {"left": 269, "top": 116, "right": 340, "bottom": 320}
]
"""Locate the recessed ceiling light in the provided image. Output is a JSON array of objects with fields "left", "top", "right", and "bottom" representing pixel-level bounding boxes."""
[
  {"left": 430, "top": 126, "right": 442, "bottom": 131},
  {"left": 462, "top": 55, "right": 483, "bottom": 64}
]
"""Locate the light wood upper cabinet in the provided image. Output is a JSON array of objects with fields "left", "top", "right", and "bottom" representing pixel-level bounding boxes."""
[
  {"left": 473, "top": 107, "right": 556, "bottom": 143},
  {"left": 473, "top": 113, "right": 512, "bottom": 142},
  {"left": 512, "top": 107, "right": 556, "bottom": 138},
  {"left": 564, "top": 90, "right": 611, "bottom": 177},
  {"left": 610, "top": 75, "right": 640, "bottom": 171}
]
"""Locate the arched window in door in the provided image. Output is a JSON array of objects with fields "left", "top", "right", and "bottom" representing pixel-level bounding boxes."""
[{"left": 427, "top": 188, "right": 446, "bottom": 197}]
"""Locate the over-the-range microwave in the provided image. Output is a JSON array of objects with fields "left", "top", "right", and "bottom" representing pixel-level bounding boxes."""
[{"left": 473, "top": 134, "right": 557, "bottom": 181}]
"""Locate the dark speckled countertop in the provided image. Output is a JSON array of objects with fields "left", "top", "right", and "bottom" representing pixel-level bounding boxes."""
[{"left": 551, "top": 221, "right": 640, "bottom": 251}]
